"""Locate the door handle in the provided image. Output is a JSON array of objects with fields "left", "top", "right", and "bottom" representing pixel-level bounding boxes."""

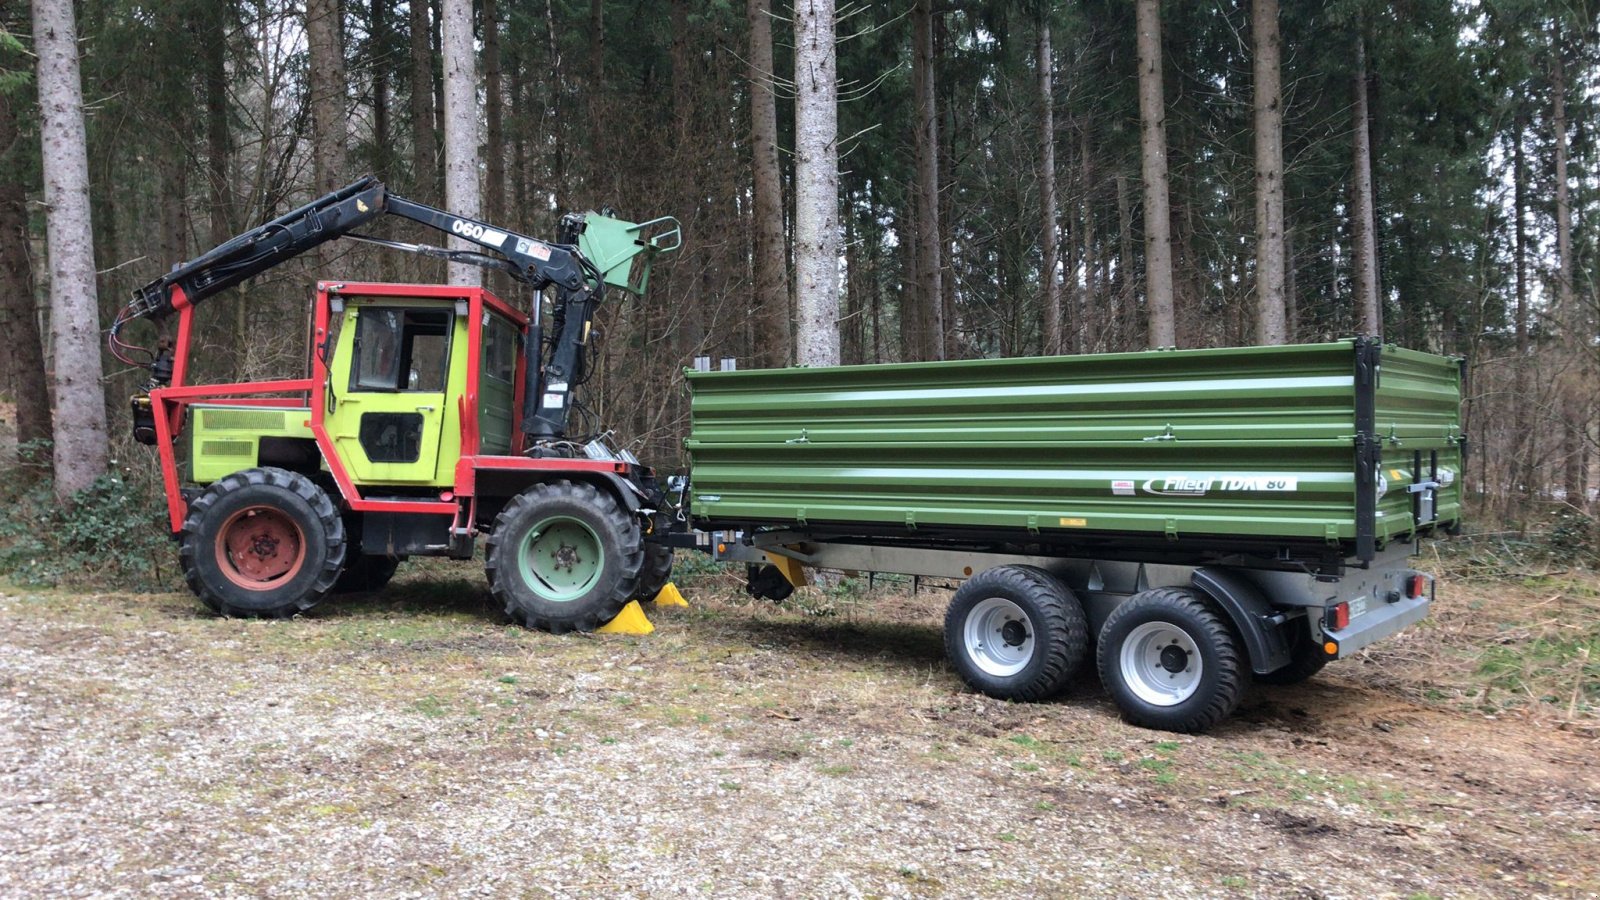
[{"left": 416, "top": 405, "right": 436, "bottom": 413}]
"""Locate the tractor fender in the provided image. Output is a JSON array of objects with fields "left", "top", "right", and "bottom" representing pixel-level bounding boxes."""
[
  {"left": 1190, "top": 567, "right": 1292, "bottom": 675},
  {"left": 571, "top": 471, "right": 645, "bottom": 515}
]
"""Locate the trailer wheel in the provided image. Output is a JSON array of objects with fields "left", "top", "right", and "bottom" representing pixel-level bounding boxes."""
[
  {"left": 1254, "top": 623, "right": 1329, "bottom": 686},
  {"left": 333, "top": 555, "right": 403, "bottom": 594},
  {"left": 484, "top": 481, "right": 642, "bottom": 633},
  {"left": 1097, "top": 587, "right": 1244, "bottom": 733},
  {"left": 179, "top": 467, "right": 346, "bottom": 618},
  {"left": 943, "top": 565, "right": 1089, "bottom": 701},
  {"left": 633, "top": 542, "right": 675, "bottom": 602}
]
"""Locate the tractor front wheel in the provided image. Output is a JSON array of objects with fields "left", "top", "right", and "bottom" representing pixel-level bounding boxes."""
[
  {"left": 484, "top": 481, "right": 643, "bottom": 633},
  {"left": 179, "top": 467, "right": 346, "bottom": 618}
]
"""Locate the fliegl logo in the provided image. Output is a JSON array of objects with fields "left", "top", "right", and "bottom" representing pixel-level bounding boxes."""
[
  {"left": 1121, "top": 475, "right": 1300, "bottom": 498},
  {"left": 1142, "top": 477, "right": 1214, "bottom": 497}
]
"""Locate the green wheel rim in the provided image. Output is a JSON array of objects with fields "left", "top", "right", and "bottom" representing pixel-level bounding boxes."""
[{"left": 516, "top": 516, "right": 604, "bottom": 602}]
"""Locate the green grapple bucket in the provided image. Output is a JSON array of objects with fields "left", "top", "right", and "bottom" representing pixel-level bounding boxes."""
[{"left": 576, "top": 213, "right": 682, "bottom": 297}]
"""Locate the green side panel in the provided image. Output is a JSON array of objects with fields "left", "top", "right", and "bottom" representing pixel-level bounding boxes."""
[
  {"left": 477, "top": 314, "right": 518, "bottom": 455},
  {"left": 189, "top": 404, "right": 314, "bottom": 484},
  {"left": 685, "top": 340, "right": 1464, "bottom": 550},
  {"left": 1372, "top": 345, "right": 1465, "bottom": 542}
]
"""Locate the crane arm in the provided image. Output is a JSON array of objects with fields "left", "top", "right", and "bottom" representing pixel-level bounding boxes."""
[{"left": 122, "top": 177, "right": 590, "bottom": 324}]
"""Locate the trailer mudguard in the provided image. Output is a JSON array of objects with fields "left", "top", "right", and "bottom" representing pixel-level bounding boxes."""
[{"left": 1190, "top": 567, "right": 1292, "bottom": 674}]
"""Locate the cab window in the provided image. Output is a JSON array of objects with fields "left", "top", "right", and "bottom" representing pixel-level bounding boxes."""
[
  {"left": 350, "top": 308, "right": 452, "bottom": 392},
  {"left": 483, "top": 315, "right": 520, "bottom": 384}
]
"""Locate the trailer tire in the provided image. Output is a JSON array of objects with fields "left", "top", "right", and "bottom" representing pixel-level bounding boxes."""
[
  {"left": 333, "top": 555, "right": 403, "bottom": 594},
  {"left": 179, "top": 467, "right": 346, "bottom": 618},
  {"left": 485, "top": 481, "right": 642, "bottom": 633},
  {"left": 633, "top": 542, "right": 675, "bottom": 602},
  {"left": 1097, "top": 587, "right": 1244, "bottom": 733},
  {"left": 944, "top": 565, "right": 1089, "bottom": 702},
  {"left": 1253, "top": 624, "right": 1329, "bottom": 686}
]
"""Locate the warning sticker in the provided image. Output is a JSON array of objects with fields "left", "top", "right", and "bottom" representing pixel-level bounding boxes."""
[{"left": 1111, "top": 480, "right": 1136, "bottom": 496}]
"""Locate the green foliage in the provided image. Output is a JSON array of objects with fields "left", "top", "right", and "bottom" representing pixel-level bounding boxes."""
[
  {"left": 0, "top": 457, "right": 177, "bottom": 592},
  {"left": 1476, "top": 636, "right": 1599, "bottom": 710},
  {"left": 0, "top": 24, "right": 29, "bottom": 97}
]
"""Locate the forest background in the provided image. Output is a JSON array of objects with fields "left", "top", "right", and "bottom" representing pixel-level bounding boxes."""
[{"left": 1, "top": 0, "right": 1598, "bottom": 560}]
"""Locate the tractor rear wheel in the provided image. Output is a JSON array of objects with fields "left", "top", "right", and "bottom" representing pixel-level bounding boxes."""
[
  {"left": 179, "top": 467, "right": 346, "bottom": 618},
  {"left": 633, "top": 543, "right": 675, "bottom": 602},
  {"left": 484, "top": 481, "right": 643, "bottom": 633},
  {"left": 334, "top": 554, "right": 403, "bottom": 594}
]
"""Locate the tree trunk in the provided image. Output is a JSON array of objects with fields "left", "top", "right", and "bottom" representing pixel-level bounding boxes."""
[
  {"left": 1135, "top": 0, "right": 1174, "bottom": 348},
  {"left": 1078, "top": 125, "right": 1095, "bottom": 354},
  {"left": 1115, "top": 172, "right": 1135, "bottom": 350},
  {"left": 203, "top": 12, "right": 232, "bottom": 246},
  {"left": 483, "top": 0, "right": 504, "bottom": 226},
  {"left": 368, "top": 0, "right": 390, "bottom": 178},
  {"left": 1550, "top": 22, "right": 1583, "bottom": 507},
  {"left": 306, "top": 0, "right": 347, "bottom": 271},
  {"left": 1351, "top": 36, "right": 1381, "bottom": 338},
  {"left": 480, "top": 0, "right": 499, "bottom": 225},
  {"left": 748, "top": 0, "right": 791, "bottom": 367},
  {"left": 1253, "top": 0, "right": 1287, "bottom": 345},
  {"left": 793, "top": 0, "right": 839, "bottom": 367},
  {"left": 441, "top": 0, "right": 480, "bottom": 287},
  {"left": 1513, "top": 110, "right": 1532, "bottom": 500},
  {"left": 908, "top": 0, "right": 943, "bottom": 361},
  {"left": 0, "top": 75, "right": 50, "bottom": 451},
  {"left": 408, "top": 0, "right": 437, "bottom": 201},
  {"left": 588, "top": 0, "right": 607, "bottom": 200},
  {"left": 1037, "top": 20, "right": 1059, "bottom": 356},
  {"left": 33, "top": 0, "right": 108, "bottom": 498}
]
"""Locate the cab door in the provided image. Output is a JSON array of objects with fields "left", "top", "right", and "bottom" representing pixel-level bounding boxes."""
[{"left": 325, "top": 305, "right": 454, "bottom": 486}]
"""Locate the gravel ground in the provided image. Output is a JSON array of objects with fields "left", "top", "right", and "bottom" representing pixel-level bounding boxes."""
[{"left": 1, "top": 571, "right": 1596, "bottom": 898}]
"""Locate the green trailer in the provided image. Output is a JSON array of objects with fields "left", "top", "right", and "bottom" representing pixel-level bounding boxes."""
[{"left": 682, "top": 338, "right": 1462, "bottom": 732}]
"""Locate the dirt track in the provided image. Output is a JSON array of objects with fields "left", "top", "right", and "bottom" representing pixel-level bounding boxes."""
[{"left": 1, "top": 573, "right": 1596, "bottom": 898}]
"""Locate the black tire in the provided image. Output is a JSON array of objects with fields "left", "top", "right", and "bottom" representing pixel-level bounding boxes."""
[
  {"left": 1097, "top": 587, "right": 1244, "bottom": 733},
  {"left": 178, "top": 467, "right": 346, "bottom": 618},
  {"left": 746, "top": 563, "right": 794, "bottom": 602},
  {"left": 333, "top": 554, "right": 403, "bottom": 594},
  {"left": 1253, "top": 620, "right": 1330, "bottom": 686},
  {"left": 633, "top": 542, "right": 675, "bottom": 602},
  {"left": 484, "top": 480, "right": 643, "bottom": 633},
  {"left": 943, "top": 564, "right": 1089, "bottom": 702}
]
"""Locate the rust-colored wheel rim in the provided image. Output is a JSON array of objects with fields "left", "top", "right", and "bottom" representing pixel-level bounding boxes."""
[{"left": 215, "top": 506, "right": 307, "bottom": 590}]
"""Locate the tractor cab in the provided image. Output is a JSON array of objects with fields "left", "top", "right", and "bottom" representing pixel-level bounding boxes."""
[
  {"left": 318, "top": 283, "right": 526, "bottom": 488},
  {"left": 184, "top": 282, "right": 529, "bottom": 496}
]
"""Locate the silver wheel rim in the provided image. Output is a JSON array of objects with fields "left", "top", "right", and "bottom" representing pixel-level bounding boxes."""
[
  {"left": 1119, "top": 621, "right": 1203, "bottom": 706},
  {"left": 963, "top": 597, "right": 1035, "bottom": 678}
]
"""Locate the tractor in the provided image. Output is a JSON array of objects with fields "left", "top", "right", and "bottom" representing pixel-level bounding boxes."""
[{"left": 113, "top": 177, "right": 681, "bottom": 631}]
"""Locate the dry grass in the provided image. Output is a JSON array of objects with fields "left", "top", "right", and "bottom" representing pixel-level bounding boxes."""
[{"left": 1, "top": 558, "right": 1598, "bottom": 897}]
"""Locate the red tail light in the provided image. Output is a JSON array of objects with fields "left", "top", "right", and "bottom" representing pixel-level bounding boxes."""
[
  {"left": 1325, "top": 602, "right": 1350, "bottom": 631},
  {"left": 1407, "top": 574, "right": 1427, "bottom": 598}
]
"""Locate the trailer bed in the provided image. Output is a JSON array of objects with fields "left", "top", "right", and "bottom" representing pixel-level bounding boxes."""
[{"left": 685, "top": 339, "right": 1462, "bottom": 567}]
